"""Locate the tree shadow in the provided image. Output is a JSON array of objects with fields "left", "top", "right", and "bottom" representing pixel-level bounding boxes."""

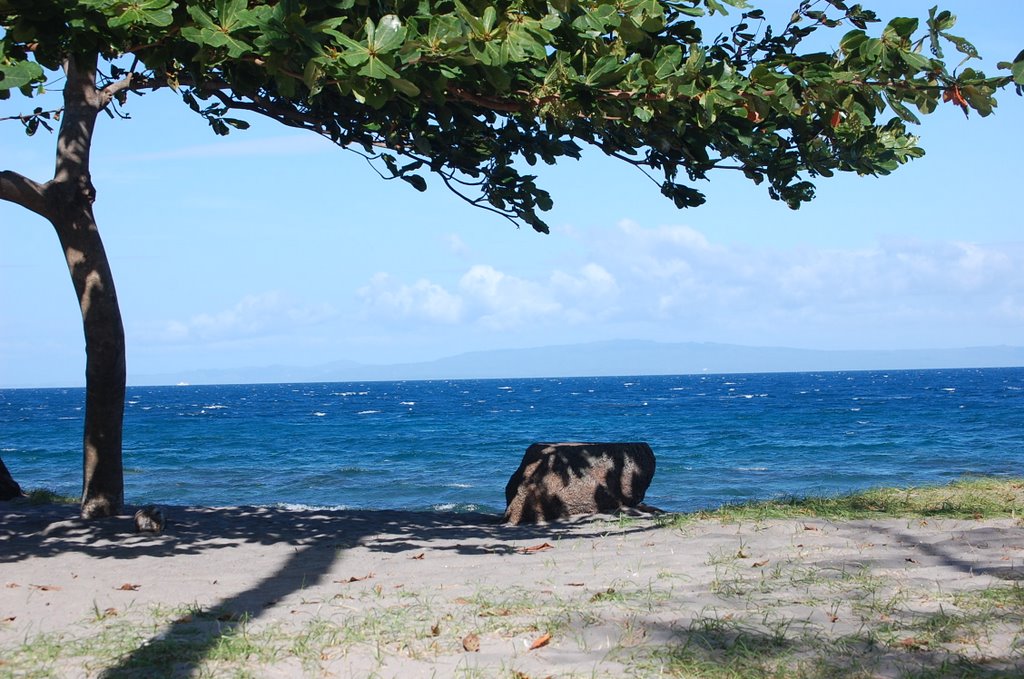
[
  {"left": 619, "top": 616, "right": 1024, "bottom": 678},
  {"left": 1, "top": 501, "right": 661, "bottom": 676}
]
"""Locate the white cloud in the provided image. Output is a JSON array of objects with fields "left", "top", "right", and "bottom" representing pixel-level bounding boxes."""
[
  {"left": 354, "top": 222, "right": 1024, "bottom": 349},
  {"left": 444, "top": 233, "right": 471, "bottom": 257},
  {"left": 458, "top": 265, "right": 561, "bottom": 329},
  {"left": 357, "top": 273, "right": 463, "bottom": 323},
  {"left": 136, "top": 291, "right": 336, "bottom": 344}
]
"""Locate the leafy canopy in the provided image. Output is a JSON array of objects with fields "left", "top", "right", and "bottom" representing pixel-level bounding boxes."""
[{"left": 2, "top": 0, "right": 1022, "bottom": 231}]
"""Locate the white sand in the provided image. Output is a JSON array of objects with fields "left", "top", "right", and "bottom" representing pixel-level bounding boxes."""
[{"left": 2, "top": 503, "right": 1022, "bottom": 677}]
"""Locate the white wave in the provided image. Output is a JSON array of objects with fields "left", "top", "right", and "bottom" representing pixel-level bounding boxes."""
[
  {"left": 670, "top": 387, "right": 685, "bottom": 391},
  {"left": 942, "top": 388, "right": 956, "bottom": 393},
  {"left": 357, "top": 410, "right": 381, "bottom": 415},
  {"left": 313, "top": 412, "right": 327, "bottom": 417},
  {"left": 400, "top": 401, "right": 416, "bottom": 406},
  {"left": 850, "top": 407, "right": 861, "bottom": 412},
  {"left": 498, "top": 386, "right": 513, "bottom": 391},
  {"left": 274, "top": 502, "right": 350, "bottom": 512},
  {"left": 445, "top": 483, "right": 472, "bottom": 488},
  {"left": 203, "top": 404, "right": 228, "bottom": 410},
  {"left": 736, "top": 467, "right": 768, "bottom": 472},
  {"left": 433, "top": 503, "right": 457, "bottom": 511}
]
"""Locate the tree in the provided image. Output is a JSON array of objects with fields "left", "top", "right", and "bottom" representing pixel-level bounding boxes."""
[{"left": 1, "top": 0, "right": 1020, "bottom": 517}]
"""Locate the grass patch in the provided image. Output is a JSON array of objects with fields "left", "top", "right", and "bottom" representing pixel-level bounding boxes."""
[
  {"left": 22, "top": 488, "right": 78, "bottom": 506},
  {"left": 657, "top": 477, "right": 1024, "bottom": 527}
]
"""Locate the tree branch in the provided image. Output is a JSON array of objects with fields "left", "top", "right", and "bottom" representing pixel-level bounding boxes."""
[{"left": 0, "top": 170, "right": 50, "bottom": 218}]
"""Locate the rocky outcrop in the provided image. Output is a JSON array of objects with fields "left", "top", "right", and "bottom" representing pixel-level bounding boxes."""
[
  {"left": 0, "top": 455, "right": 24, "bottom": 501},
  {"left": 503, "top": 442, "right": 656, "bottom": 524}
]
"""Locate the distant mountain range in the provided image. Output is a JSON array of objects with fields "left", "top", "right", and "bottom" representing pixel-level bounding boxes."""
[{"left": 131, "top": 340, "right": 1024, "bottom": 386}]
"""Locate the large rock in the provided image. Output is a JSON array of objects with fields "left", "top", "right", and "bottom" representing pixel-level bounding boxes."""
[
  {"left": 0, "top": 456, "right": 24, "bottom": 501},
  {"left": 503, "top": 442, "right": 656, "bottom": 524}
]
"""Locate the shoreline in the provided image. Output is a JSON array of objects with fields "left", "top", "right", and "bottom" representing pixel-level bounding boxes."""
[{"left": 2, "top": 496, "right": 1023, "bottom": 677}]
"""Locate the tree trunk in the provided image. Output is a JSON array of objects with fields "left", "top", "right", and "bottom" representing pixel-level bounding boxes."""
[
  {"left": 0, "top": 455, "right": 24, "bottom": 501},
  {"left": 49, "top": 54, "right": 126, "bottom": 518},
  {"left": 49, "top": 199, "right": 126, "bottom": 518},
  {"left": 0, "top": 52, "right": 127, "bottom": 518}
]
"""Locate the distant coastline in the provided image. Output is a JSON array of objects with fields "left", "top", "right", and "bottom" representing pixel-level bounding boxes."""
[
  {"left": 3, "top": 340, "right": 1022, "bottom": 389},
  {"left": 127, "top": 340, "right": 1024, "bottom": 388}
]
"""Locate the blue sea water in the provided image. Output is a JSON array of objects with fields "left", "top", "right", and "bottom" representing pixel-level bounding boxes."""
[{"left": 1, "top": 368, "right": 1022, "bottom": 514}]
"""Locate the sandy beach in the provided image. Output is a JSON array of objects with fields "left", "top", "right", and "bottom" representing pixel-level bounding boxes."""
[{"left": 2, "top": 501, "right": 1022, "bottom": 677}]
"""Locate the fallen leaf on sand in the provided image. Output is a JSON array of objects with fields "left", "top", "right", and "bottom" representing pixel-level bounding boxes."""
[
  {"left": 100, "top": 608, "right": 118, "bottom": 619},
  {"left": 803, "top": 525, "right": 820, "bottom": 531},
  {"left": 900, "top": 637, "right": 928, "bottom": 650},
  {"left": 2, "top": 616, "right": 15, "bottom": 623},
  {"left": 519, "top": 542, "right": 553, "bottom": 554},
  {"left": 30, "top": 584, "right": 61, "bottom": 592},
  {"left": 751, "top": 560, "right": 769, "bottom": 568},
  {"left": 529, "top": 632, "right": 552, "bottom": 650},
  {"left": 905, "top": 557, "right": 919, "bottom": 564},
  {"left": 462, "top": 632, "right": 480, "bottom": 652},
  {"left": 454, "top": 597, "right": 472, "bottom": 605},
  {"left": 566, "top": 582, "right": 584, "bottom": 587},
  {"left": 828, "top": 614, "right": 840, "bottom": 623},
  {"left": 4, "top": 583, "right": 19, "bottom": 589},
  {"left": 431, "top": 623, "right": 441, "bottom": 637},
  {"left": 336, "top": 573, "right": 374, "bottom": 584},
  {"left": 117, "top": 583, "right": 141, "bottom": 591},
  {"left": 411, "top": 553, "right": 425, "bottom": 560}
]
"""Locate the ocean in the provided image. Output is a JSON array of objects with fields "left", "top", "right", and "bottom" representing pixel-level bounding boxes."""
[{"left": 1, "top": 368, "right": 1021, "bottom": 514}]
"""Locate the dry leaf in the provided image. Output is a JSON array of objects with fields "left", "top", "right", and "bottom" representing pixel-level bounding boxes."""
[
  {"left": 4, "top": 583, "right": 19, "bottom": 589},
  {"left": 519, "top": 542, "right": 553, "bottom": 554},
  {"left": 174, "top": 615, "right": 194, "bottom": 624},
  {"left": 751, "top": 560, "right": 769, "bottom": 568},
  {"left": 100, "top": 608, "right": 118, "bottom": 619},
  {"left": 454, "top": 597, "right": 471, "bottom": 605},
  {"left": 900, "top": 637, "right": 928, "bottom": 650},
  {"left": 336, "top": 573, "right": 374, "bottom": 584},
  {"left": 431, "top": 623, "right": 441, "bottom": 637},
  {"left": 828, "top": 614, "right": 840, "bottom": 623},
  {"left": 411, "top": 553, "right": 425, "bottom": 560},
  {"left": 566, "top": 582, "right": 584, "bottom": 587},
  {"left": 905, "top": 557, "right": 919, "bottom": 564},
  {"left": 462, "top": 632, "right": 480, "bottom": 652},
  {"left": 2, "top": 616, "right": 15, "bottom": 623},
  {"left": 117, "top": 583, "right": 141, "bottom": 591},
  {"left": 29, "top": 584, "right": 61, "bottom": 592},
  {"left": 803, "top": 525, "right": 820, "bottom": 531},
  {"left": 529, "top": 632, "right": 552, "bottom": 650},
  {"left": 373, "top": 584, "right": 383, "bottom": 595}
]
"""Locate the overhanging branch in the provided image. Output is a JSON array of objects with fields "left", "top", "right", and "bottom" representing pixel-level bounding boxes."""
[{"left": 0, "top": 170, "right": 49, "bottom": 218}]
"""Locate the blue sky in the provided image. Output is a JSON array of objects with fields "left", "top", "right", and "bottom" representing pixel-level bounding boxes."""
[{"left": 2, "top": 1, "right": 1022, "bottom": 387}]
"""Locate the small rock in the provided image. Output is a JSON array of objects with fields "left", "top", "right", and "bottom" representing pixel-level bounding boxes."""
[{"left": 134, "top": 506, "right": 165, "bottom": 534}]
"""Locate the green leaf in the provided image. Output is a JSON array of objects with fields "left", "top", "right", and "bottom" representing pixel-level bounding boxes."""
[
  {"left": 883, "top": 17, "right": 918, "bottom": 40},
  {"left": 391, "top": 78, "right": 421, "bottom": 96},
  {"left": 370, "top": 15, "right": 407, "bottom": 53},
  {"left": 1012, "top": 59, "right": 1024, "bottom": 85},
  {"left": 0, "top": 60, "right": 44, "bottom": 91},
  {"left": 899, "top": 49, "right": 933, "bottom": 72},
  {"left": 359, "top": 56, "right": 400, "bottom": 80},
  {"left": 402, "top": 174, "right": 428, "bottom": 191}
]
